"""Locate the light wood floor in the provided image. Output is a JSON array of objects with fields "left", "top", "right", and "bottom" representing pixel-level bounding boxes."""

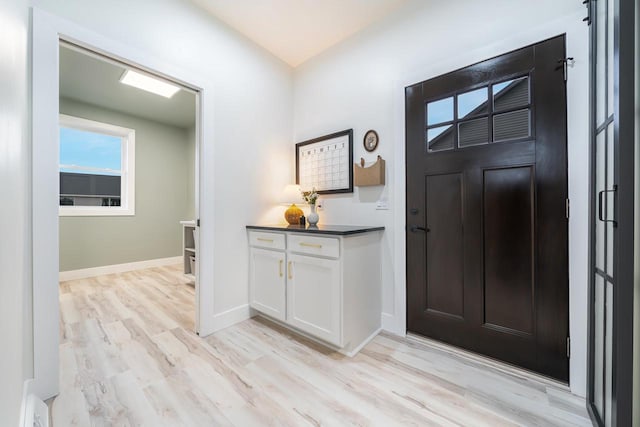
[{"left": 53, "top": 265, "right": 591, "bottom": 426}]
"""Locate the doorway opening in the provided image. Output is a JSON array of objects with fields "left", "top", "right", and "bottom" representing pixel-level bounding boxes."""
[
  {"left": 31, "top": 11, "right": 214, "bottom": 399},
  {"left": 56, "top": 42, "right": 200, "bottom": 330}
]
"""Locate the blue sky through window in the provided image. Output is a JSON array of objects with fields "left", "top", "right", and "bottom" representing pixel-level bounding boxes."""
[
  {"left": 427, "top": 125, "right": 452, "bottom": 142},
  {"left": 458, "top": 87, "right": 488, "bottom": 118},
  {"left": 427, "top": 97, "right": 453, "bottom": 126},
  {"left": 59, "top": 127, "right": 122, "bottom": 175}
]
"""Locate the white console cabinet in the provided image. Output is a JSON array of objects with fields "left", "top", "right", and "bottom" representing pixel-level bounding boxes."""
[{"left": 247, "top": 225, "right": 383, "bottom": 356}]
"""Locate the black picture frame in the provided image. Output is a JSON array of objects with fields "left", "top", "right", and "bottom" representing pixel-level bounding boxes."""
[{"left": 295, "top": 129, "right": 353, "bottom": 195}]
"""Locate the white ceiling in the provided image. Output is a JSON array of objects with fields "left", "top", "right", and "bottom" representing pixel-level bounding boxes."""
[
  {"left": 190, "top": 0, "right": 408, "bottom": 67},
  {"left": 59, "top": 45, "right": 196, "bottom": 128}
]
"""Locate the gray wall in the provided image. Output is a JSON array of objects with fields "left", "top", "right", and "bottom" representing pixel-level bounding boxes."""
[{"left": 59, "top": 98, "right": 195, "bottom": 271}]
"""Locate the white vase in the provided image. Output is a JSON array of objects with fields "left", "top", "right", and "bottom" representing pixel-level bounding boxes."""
[{"left": 307, "top": 204, "right": 319, "bottom": 226}]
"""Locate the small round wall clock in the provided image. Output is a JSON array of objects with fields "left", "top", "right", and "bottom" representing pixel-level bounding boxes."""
[{"left": 363, "top": 130, "right": 379, "bottom": 152}]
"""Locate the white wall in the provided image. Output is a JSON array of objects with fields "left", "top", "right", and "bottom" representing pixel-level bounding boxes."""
[
  {"left": 27, "top": 0, "right": 593, "bottom": 404},
  {"left": 33, "top": 0, "right": 293, "bottom": 321},
  {"left": 293, "top": 0, "right": 589, "bottom": 396},
  {"left": 0, "top": 0, "right": 32, "bottom": 424}
]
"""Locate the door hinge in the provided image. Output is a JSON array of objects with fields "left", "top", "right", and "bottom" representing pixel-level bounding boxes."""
[
  {"left": 567, "top": 337, "right": 571, "bottom": 358},
  {"left": 565, "top": 198, "right": 570, "bottom": 219},
  {"left": 197, "top": 218, "right": 200, "bottom": 227},
  {"left": 582, "top": 0, "right": 591, "bottom": 26},
  {"left": 558, "top": 57, "right": 574, "bottom": 81}
]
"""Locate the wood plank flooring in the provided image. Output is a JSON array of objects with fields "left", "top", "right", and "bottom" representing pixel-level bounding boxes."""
[{"left": 53, "top": 265, "right": 591, "bottom": 426}]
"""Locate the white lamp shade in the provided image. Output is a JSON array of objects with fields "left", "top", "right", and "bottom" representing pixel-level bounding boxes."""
[{"left": 279, "top": 184, "right": 302, "bottom": 204}]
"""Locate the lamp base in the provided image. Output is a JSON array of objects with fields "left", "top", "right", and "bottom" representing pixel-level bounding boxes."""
[{"left": 284, "top": 203, "right": 303, "bottom": 225}]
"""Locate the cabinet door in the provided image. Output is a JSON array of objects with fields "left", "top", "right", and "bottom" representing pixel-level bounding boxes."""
[
  {"left": 287, "top": 253, "right": 341, "bottom": 346},
  {"left": 249, "top": 248, "right": 286, "bottom": 321}
]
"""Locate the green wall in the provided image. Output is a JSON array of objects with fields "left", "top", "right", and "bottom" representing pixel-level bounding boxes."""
[
  {"left": 186, "top": 125, "right": 196, "bottom": 220},
  {"left": 59, "top": 98, "right": 195, "bottom": 271}
]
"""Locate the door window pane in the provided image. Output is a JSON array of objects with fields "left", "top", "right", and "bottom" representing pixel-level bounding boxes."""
[
  {"left": 493, "top": 77, "right": 529, "bottom": 111},
  {"left": 426, "top": 75, "right": 534, "bottom": 153},
  {"left": 596, "top": 131, "right": 606, "bottom": 270},
  {"left": 594, "top": 275, "right": 605, "bottom": 415},
  {"left": 493, "top": 109, "right": 530, "bottom": 141},
  {"left": 596, "top": 0, "right": 606, "bottom": 124},
  {"left": 457, "top": 87, "right": 488, "bottom": 119},
  {"left": 605, "top": 280, "right": 613, "bottom": 427},
  {"left": 427, "top": 97, "right": 453, "bottom": 125},
  {"left": 606, "top": 124, "right": 614, "bottom": 276},
  {"left": 458, "top": 118, "right": 488, "bottom": 147},
  {"left": 607, "top": 0, "right": 614, "bottom": 119},
  {"left": 427, "top": 125, "right": 454, "bottom": 152}
]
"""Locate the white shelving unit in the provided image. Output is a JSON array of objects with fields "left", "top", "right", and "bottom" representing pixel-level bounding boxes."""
[{"left": 180, "top": 220, "right": 196, "bottom": 281}]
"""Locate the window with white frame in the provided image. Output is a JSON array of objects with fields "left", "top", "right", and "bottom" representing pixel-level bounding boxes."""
[{"left": 59, "top": 115, "right": 135, "bottom": 216}]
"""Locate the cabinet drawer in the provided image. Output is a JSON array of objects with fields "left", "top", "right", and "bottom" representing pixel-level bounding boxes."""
[
  {"left": 288, "top": 234, "right": 339, "bottom": 259},
  {"left": 248, "top": 231, "right": 285, "bottom": 250}
]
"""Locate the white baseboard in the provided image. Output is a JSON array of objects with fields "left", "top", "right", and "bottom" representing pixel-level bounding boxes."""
[
  {"left": 207, "top": 304, "right": 252, "bottom": 334},
  {"left": 254, "top": 313, "right": 344, "bottom": 353},
  {"left": 19, "top": 379, "right": 49, "bottom": 427},
  {"left": 59, "top": 256, "right": 182, "bottom": 281},
  {"left": 340, "top": 327, "right": 382, "bottom": 357},
  {"left": 381, "top": 312, "right": 405, "bottom": 336},
  {"left": 252, "top": 313, "right": 380, "bottom": 357},
  {"left": 19, "top": 379, "right": 32, "bottom": 427}
]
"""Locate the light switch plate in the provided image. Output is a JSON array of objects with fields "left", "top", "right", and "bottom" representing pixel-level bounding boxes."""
[{"left": 376, "top": 199, "right": 389, "bottom": 210}]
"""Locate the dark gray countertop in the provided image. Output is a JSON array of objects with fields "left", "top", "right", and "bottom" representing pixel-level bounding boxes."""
[{"left": 246, "top": 224, "right": 384, "bottom": 236}]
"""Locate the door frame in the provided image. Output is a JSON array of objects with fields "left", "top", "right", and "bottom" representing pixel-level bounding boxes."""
[
  {"left": 585, "top": 0, "right": 636, "bottom": 424},
  {"left": 31, "top": 8, "right": 216, "bottom": 400},
  {"left": 404, "top": 36, "right": 569, "bottom": 382},
  {"left": 392, "top": 14, "right": 590, "bottom": 395}
]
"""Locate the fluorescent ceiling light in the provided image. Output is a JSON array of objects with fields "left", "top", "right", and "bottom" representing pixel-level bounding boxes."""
[{"left": 119, "top": 69, "right": 181, "bottom": 98}]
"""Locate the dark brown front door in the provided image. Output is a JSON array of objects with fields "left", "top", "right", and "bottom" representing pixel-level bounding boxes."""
[{"left": 406, "top": 36, "right": 569, "bottom": 381}]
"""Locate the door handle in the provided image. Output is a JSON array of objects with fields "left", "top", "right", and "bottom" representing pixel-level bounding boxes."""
[
  {"left": 409, "top": 225, "right": 429, "bottom": 232},
  {"left": 598, "top": 185, "right": 617, "bottom": 227},
  {"left": 279, "top": 259, "right": 283, "bottom": 277},
  {"left": 288, "top": 261, "right": 293, "bottom": 280}
]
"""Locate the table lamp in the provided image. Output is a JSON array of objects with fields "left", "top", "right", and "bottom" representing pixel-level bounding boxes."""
[{"left": 280, "top": 184, "right": 303, "bottom": 225}]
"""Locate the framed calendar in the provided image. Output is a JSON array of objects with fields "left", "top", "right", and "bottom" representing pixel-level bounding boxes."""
[{"left": 295, "top": 129, "right": 353, "bottom": 194}]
